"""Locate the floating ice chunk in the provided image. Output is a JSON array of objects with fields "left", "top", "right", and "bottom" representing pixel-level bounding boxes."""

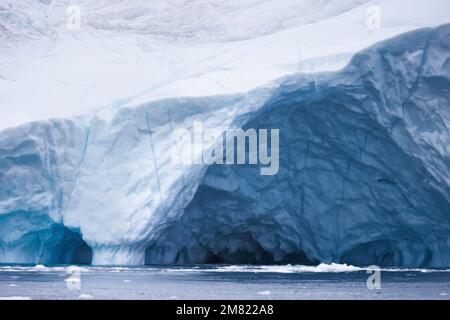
[{"left": 257, "top": 291, "right": 271, "bottom": 295}]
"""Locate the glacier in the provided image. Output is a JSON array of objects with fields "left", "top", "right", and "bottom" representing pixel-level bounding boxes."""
[{"left": 1, "top": 22, "right": 450, "bottom": 267}]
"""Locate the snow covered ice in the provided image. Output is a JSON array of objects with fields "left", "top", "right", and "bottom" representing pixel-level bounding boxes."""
[{"left": 0, "top": 0, "right": 450, "bottom": 267}]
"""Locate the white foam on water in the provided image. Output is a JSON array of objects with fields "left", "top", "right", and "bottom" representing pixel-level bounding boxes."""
[
  {"left": 159, "top": 263, "right": 450, "bottom": 274},
  {"left": 1, "top": 263, "right": 450, "bottom": 274},
  {"left": 0, "top": 265, "right": 88, "bottom": 272}
]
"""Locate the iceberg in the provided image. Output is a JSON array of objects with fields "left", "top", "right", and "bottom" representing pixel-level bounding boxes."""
[
  {"left": 1, "top": 24, "right": 450, "bottom": 267},
  {"left": 0, "top": 1, "right": 450, "bottom": 267}
]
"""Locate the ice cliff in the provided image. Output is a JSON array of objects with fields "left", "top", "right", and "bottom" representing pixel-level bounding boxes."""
[
  {"left": 1, "top": 24, "right": 450, "bottom": 267},
  {"left": 145, "top": 25, "right": 450, "bottom": 268}
]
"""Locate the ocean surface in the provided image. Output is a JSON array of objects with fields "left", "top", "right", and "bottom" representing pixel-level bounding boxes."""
[{"left": 0, "top": 264, "right": 449, "bottom": 300}]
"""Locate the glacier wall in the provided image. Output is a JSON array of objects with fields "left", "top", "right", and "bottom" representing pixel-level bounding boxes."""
[
  {"left": 146, "top": 25, "right": 450, "bottom": 268},
  {"left": 0, "top": 25, "right": 450, "bottom": 267}
]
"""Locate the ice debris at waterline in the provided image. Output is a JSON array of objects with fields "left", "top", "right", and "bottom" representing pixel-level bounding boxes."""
[{"left": 1, "top": 25, "right": 450, "bottom": 267}]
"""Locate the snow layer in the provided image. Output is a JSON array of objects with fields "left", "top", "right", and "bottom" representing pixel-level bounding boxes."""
[{"left": 1, "top": 0, "right": 449, "bottom": 129}]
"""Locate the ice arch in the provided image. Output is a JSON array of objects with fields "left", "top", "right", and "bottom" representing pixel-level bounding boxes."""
[
  {"left": 0, "top": 25, "right": 450, "bottom": 267},
  {"left": 144, "top": 25, "right": 450, "bottom": 267},
  {"left": 0, "top": 210, "right": 92, "bottom": 264}
]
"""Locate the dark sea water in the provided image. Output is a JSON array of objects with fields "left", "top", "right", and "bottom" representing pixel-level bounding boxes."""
[{"left": 0, "top": 264, "right": 449, "bottom": 300}]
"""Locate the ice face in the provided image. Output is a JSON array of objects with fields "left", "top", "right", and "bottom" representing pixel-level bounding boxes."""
[
  {"left": 0, "top": 93, "right": 267, "bottom": 265},
  {"left": 1, "top": 24, "right": 449, "bottom": 267},
  {"left": 145, "top": 26, "right": 450, "bottom": 268}
]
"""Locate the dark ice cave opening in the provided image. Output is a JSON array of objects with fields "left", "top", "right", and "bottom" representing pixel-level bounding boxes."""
[
  {"left": 145, "top": 229, "right": 318, "bottom": 265},
  {"left": 67, "top": 232, "right": 93, "bottom": 265},
  {"left": 339, "top": 239, "right": 432, "bottom": 267},
  {"left": 0, "top": 210, "right": 93, "bottom": 265},
  {"left": 35, "top": 226, "right": 93, "bottom": 265}
]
